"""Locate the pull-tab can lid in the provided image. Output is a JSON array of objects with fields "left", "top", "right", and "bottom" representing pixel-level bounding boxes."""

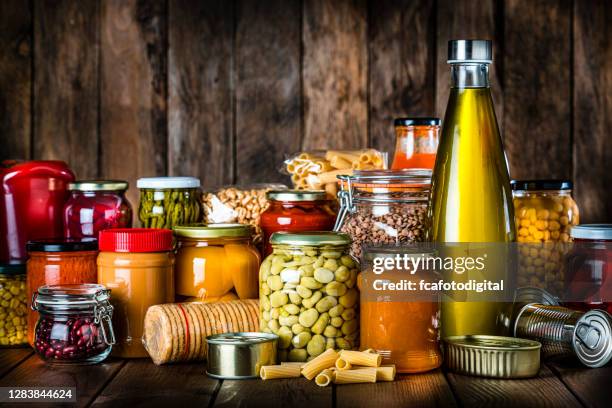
[{"left": 573, "top": 310, "right": 612, "bottom": 368}]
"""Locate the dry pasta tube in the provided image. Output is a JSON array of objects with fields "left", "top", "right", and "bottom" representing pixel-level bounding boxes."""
[
  {"left": 315, "top": 368, "right": 336, "bottom": 387},
  {"left": 359, "top": 149, "right": 381, "bottom": 163},
  {"left": 325, "top": 150, "right": 361, "bottom": 164},
  {"left": 281, "top": 362, "right": 304, "bottom": 368},
  {"left": 338, "top": 350, "right": 382, "bottom": 367},
  {"left": 375, "top": 365, "right": 396, "bottom": 382},
  {"left": 335, "top": 357, "right": 352, "bottom": 371},
  {"left": 301, "top": 349, "right": 339, "bottom": 380},
  {"left": 334, "top": 368, "right": 377, "bottom": 384},
  {"left": 260, "top": 364, "right": 301, "bottom": 380},
  {"left": 329, "top": 155, "right": 352, "bottom": 169},
  {"left": 317, "top": 169, "right": 353, "bottom": 185}
]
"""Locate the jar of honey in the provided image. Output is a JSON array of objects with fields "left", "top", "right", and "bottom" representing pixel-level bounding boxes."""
[
  {"left": 391, "top": 118, "right": 441, "bottom": 170},
  {"left": 173, "top": 224, "right": 260, "bottom": 302},
  {"left": 97, "top": 229, "right": 174, "bottom": 358}
]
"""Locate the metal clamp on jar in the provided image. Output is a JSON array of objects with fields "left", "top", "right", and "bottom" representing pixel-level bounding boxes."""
[{"left": 32, "top": 284, "right": 116, "bottom": 365}]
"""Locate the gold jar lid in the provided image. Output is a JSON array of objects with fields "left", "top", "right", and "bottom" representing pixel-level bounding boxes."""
[
  {"left": 68, "top": 180, "right": 128, "bottom": 191},
  {"left": 266, "top": 189, "right": 327, "bottom": 202},
  {"left": 173, "top": 223, "right": 253, "bottom": 239},
  {"left": 270, "top": 231, "right": 351, "bottom": 247}
]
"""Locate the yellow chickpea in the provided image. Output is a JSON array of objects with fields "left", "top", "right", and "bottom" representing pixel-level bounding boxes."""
[
  {"left": 536, "top": 209, "right": 550, "bottom": 220},
  {"left": 520, "top": 219, "right": 531, "bottom": 228},
  {"left": 535, "top": 220, "right": 548, "bottom": 230},
  {"left": 549, "top": 221, "right": 561, "bottom": 231}
]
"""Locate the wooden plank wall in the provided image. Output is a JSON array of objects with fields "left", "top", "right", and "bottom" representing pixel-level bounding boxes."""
[{"left": 0, "top": 0, "right": 610, "bottom": 222}]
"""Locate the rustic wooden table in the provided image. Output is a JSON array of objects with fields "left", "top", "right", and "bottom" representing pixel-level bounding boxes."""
[{"left": 0, "top": 348, "right": 610, "bottom": 407}]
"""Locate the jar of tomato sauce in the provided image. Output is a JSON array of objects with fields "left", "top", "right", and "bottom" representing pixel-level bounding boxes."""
[
  {"left": 259, "top": 190, "right": 336, "bottom": 257},
  {"left": 391, "top": 118, "right": 440, "bottom": 170},
  {"left": 566, "top": 224, "right": 612, "bottom": 314},
  {"left": 1, "top": 161, "right": 75, "bottom": 262},
  {"left": 63, "top": 180, "right": 133, "bottom": 239},
  {"left": 26, "top": 238, "right": 99, "bottom": 346}
]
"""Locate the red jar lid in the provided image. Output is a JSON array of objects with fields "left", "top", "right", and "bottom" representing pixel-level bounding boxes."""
[{"left": 98, "top": 229, "right": 173, "bottom": 253}]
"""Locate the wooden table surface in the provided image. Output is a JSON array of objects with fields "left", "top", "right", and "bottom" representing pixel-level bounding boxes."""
[{"left": 0, "top": 348, "right": 610, "bottom": 407}]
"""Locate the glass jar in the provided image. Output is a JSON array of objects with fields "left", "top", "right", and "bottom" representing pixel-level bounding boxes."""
[
  {"left": 512, "top": 180, "right": 579, "bottom": 293},
  {"left": 260, "top": 190, "right": 336, "bottom": 257},
  {"left": 0, "top": 263, "right": 28, "bottom": 347},
  {"left": 97, "top": 228, "right": 174, "bottom": 358},
  {"left": 361, "top": 248, "right": 442, "bottom": 373},
  {"left": 137, "top": 177, "right": 201, "bottom": 229},
  {"left": 391, "top": 118, "right": 441, "bottom": 170},
  {"left": 565, "top": 224, "right": 612, "bottom": 314},
  {"left": 335, "top": 170, "right": 431, "bottom": 259},
  {"left": 173, "top": 224, "right": 261, "bottom": 302},
  {"left": 0, "top": 160, "right": 75, "bottom": 262},
  {"left": 26, "top": 239, "right": 99, "bottom": 346},
  {"left": 259, "top": 231, "right": 359, "bottom": 362},
  {"left": 63, "top": 180, "right": 133, "bottom": 239},
  {"left": 32, "top": 284, "right": 115, "bottom": 365}
]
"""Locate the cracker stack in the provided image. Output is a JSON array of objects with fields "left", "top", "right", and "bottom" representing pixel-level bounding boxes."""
[{"left": 143, "top": 299, "right": 259, "bottom": 365}]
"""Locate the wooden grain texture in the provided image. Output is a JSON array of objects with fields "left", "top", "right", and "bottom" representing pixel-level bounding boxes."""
[
  {"left": 446, "top": 365, "right": 582, "bottom": 408},
  {"left": 0, "top": 348, "right": 32, "bottom": 378},
  {"left": 214, "top": 378, "right": 331, "bottom": 408},
  {"left": 572, "top": 0, "right": 612, "bottom": 223},
  {"left": 303, "top": 0, "right": 368, "bottom": 150},
  {"left": 368, "top": 0, "right": 436, "bottom": 155},
  {"left": 92, "top": 359, "right": 219, "bottom": 407},
  {"left": 100, "top": 0, "right": 167, "bottom": 207},
  {"left": 168, "top": 0, "right": 234, "bottom": 187},
  {"left": 504, "top": 0, "right": 572, "bottom": 179},
  {"left": 547, "top": 358, "right": 612, "bottom": 408},
  {"left": 235, "top": 0, "right": 301, "bottom": 184},
  {"left": 0, "top": 0, "right": 32, "bottom": 161},
  {"left": 0, "top": 355, "right": 124, "bottom": 407},
  {"left": 435, "top": 0, "right": 503, "bottom": 129},
  {"left": 33, "top": 0, "right": 99, "bottom": 178},
  {"left": 337, "top": 371, "right": 457, "bottom": 408}
]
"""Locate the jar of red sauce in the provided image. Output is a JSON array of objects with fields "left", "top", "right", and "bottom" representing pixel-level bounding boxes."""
[
  {"left": 0, "top": 161, "right": 75, "bottom": 262},
  {"left": 565, "top": 224, "right": 612, "bottom": 314},
  {"left": 391, "top": 118, "right": 440, "bottom": 170},
  {"left": 63, "top": 180, "right": 133, "bottom": 239},
  {"left": 259, "top": 190, "right": 336, "bottom": 256},
  {"left": 26, "top": 239, "right": 99, "bottom": 346}
]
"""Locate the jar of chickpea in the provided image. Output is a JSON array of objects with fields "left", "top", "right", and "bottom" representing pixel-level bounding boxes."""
[
  {"left": 511, "top": 180, "right": 579, "bottom": 294},
  {"left": 0, "top": 263, "right": 28, "bottom": 347}
]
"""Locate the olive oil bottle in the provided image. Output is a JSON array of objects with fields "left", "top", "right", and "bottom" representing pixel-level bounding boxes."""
[{"left": 429, "top": 40, "right": 515, "bottom": 337}]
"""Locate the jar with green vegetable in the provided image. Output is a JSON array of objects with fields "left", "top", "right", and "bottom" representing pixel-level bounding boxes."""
[
  {"left": 259, "top": 231, "right": 359, "bottom": 362},
  {"left": 0, "top": 263, "right": 28, "bottom": 347},
  {"left": 137, "top": 177, "right": 201, "bottom": 229}
]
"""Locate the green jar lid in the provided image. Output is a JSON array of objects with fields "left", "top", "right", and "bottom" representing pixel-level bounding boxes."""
[
  {"left": 266, "top": 190, "right": 327, "bottom": 201},
  {"left": 68, "top": 180, "right": 129, "bottom": 191},
  {"left": 173, "top": 223, "right": 253, "bottom": 239},
  {"left": 0, "top": 262, "right": 26, "bottom": 276},
  {"left": 270, "top": 231, "right": 351, "bottom": 247}
]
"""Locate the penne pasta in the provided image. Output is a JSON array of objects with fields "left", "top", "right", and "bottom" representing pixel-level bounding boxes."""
[
  {"left": 315, "top": 368, "right": 336, "bottom": 387},
  {"left": 338, "top": 350, "right": 382, "bottom": 367},
  {"left": 301, "top": 349, "right": 339, "bottom": 380},
  {"left": 335, "top": 357, "right": 352, "bottom": 371},
  {"left": 334, "top": 368, "right": 377, "bottom": 384},
  {"left": 375, "top": 365, "right": 396, "bottom": 382},
  {"left": 260, "top": 364, "right": 301, "bottom": 380}
]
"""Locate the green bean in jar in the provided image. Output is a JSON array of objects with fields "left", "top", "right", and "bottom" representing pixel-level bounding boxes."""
[
  {"left": 259, "top": 231, "right": 359, "bottom": 362},
  {"left": 137, "top": 177, "right": 201, "bottom": 229}
]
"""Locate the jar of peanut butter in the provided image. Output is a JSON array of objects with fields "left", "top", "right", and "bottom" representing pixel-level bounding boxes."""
[{"left": 97, "top": 229, "right": 174, "bottom": 358}]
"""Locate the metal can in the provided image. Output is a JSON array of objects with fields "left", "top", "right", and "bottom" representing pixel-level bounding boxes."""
[
  {"left": 514, "top": 304, "right": 612, "bottom": 368},
  {"left": 205, "top": 332, "right": 278, "bottom": 379},
  {"left": 445, "top": 335, "right": 541, "bottom": 378}
]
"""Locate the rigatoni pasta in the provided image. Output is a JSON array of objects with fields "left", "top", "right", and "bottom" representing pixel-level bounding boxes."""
[
  {"left": 315, "top": 368, "right": 336, "bottom": 387},
  {"left": 335, "top": 357, "right": 352, "bottom": 370},
  {"left": 260, "top": 364, "right": 301, "bottom": 380},
  {"left": 375, "top": 365, "right": 396, "bottom": 382},
  {"left": 338, "top": 350, "right": 382, "bottom": 368},
  {"left": 301, "top": 349, "right": 339, "bottom": 380},
  {"left": 334, "top": 368, "right": 377, "bottom": 384}
]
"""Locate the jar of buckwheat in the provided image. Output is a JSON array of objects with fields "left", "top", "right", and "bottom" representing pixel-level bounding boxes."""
[{"left": 335, "top": 170, "right": 431, "bottom": 259}]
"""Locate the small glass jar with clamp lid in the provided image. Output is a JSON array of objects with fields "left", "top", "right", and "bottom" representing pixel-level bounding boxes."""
[{"left": 32, "top": 284, "right": 115, "bottom": 365}]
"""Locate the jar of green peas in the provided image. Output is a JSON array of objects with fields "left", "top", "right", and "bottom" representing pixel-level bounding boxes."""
[{"left": 0, "top": 263, "right": 28, "bottom": 347}]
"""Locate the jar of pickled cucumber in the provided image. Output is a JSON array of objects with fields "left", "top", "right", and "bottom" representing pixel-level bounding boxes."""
[
  {"left": 512, "top": 180, "right": 580, "bottom": 293},
  {"left": 0, "top": 263, "right": 28, "bottom": 347},
  {"left": 259, "top": 232, "right": 359, "bottom": 362},
  {"left": 137, "top": 177, "right": 201, "bottom": 229}
]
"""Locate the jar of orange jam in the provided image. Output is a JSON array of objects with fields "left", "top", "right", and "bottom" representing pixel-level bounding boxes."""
[
  {"left": 391, "top": 118, "right": 440, "bottom": 170},
  {"left": 173, "top": 224, "right": 260, "bottom": 302}
]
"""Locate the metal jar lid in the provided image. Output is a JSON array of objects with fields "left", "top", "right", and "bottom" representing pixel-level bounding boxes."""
[
  {"left": 445, "top": 335, "right": 541, "bottom": 378},
  {"left": 570, "top": 224, "right": 612, "bottom": 240},
  {"left": 206, "top": 332, "right": 278, "bottom": 379},
  {"left": 173, "top": 223, "right": 254, "bottom": 239},
  {"left": 266, "top": 189, "right": 327, "bottom": 202},
  {"left": 270, "top": 231, "right": 351, "bottom": 247},
  {"left": 68, "top": 180, "right": 128, "bottom": 192},
  {"left": 573, "top": 310, "right": 612, "bottom": 368}
]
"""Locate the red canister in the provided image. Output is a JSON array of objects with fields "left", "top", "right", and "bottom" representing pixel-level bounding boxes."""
[{"left": 0, "top": 161, "right": 75, "bottom": 262}]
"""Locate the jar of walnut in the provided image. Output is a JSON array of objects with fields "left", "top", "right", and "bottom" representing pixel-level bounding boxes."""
[{"left": 335, "top": 170, "right": 431, "bottom": 259}]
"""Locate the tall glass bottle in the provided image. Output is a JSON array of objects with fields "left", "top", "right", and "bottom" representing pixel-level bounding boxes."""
[{"left": 429, "top": 40, "right": 515, "bottom": 337}]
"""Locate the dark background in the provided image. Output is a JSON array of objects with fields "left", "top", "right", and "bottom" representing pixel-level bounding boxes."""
[{"left": 0, "top": 0, "right": 610, "bottom": 222}]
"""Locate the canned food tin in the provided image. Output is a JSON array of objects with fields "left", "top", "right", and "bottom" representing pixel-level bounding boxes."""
[
  {"left": 514, "top": 304, "right": 612, "bottom": 368},
  {"left": 445, "top": 335, "right": 541, "bottom": 378},
  {"left": 206, "top": 332, "right": 278, "bottom": 379},
  {"left": 511, "top": 287, "right": 560, "bottom": 324}
]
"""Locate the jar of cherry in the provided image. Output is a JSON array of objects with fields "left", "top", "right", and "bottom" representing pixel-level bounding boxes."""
[
  {"left": 32, "top": 284, "right": 115, "bottom": 365},
  {"left": 63, "top": 180, "right": 132, "bottom": 239}
]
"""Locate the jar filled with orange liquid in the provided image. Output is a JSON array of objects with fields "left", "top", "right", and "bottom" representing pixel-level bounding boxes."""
[
  {"left": 391, "top": 118, "right": 440, "bottom": 170},
  {"left": 360, "top": 247, "right": 442, "bottom": 373}
]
